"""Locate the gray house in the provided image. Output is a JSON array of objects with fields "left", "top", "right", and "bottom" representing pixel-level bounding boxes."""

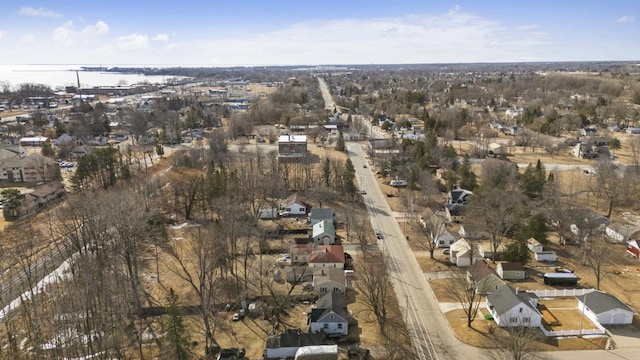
[
  {"left": 308, "top": 292, "right": 349, "bottom": 336},
  {"left": 264, "top": 329, "right": 325, "bottom": 360},
  {"left": 308, "top": 208, "right": 335, "bottom": 226}
]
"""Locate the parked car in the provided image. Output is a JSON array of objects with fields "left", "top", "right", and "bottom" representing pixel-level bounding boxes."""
[
  {"left": 360, "top": 189, "right": 367, "bottom": 195},
  {"left": 375, "top": 231, "right": 384, "bottom": 240},
  {"left": 232, "top": 313, "right": 241, "bottom": 321},
  {"left": 442, "top": 249, "right": 450, "bottom": 255}
]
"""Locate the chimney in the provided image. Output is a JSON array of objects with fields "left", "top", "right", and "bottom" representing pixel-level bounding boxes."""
[{"left": 515, "top": 288, "right": 519, "bottom": 294}]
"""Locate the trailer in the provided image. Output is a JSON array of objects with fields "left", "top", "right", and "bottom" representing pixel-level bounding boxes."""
[{"left": 543, "top": 272, "right": 578, "bottom": 286}]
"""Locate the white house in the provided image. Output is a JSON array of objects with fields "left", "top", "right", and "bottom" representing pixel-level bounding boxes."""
[
  {"left": 577, "top": 291, "right": 636, "bottom": 325},
  {"left": 308, "top": 245, "right": 344, "bottom": 269},
  {"left": 486, "top": 285, "right": 542, "bottom": 327},
  {"left": 527, "top": 238, "right": 557, "bottom": 262},
  {"left": 282, "top": 193, "right": 309, "bottom": 216},
  {"left": 311, "top": 220, "right": 336, "bottom": 245},
  {"left": 308, "top": 292, "right": 349, "bottom": 336},
  {"left": 446, "top": 188, "right": 473, "bottom": 205},
  {"left": 434, "top": 229, "right": 459, "bottom": 248},
  {"left": 449, "top": 239, "right": 482, "bottom": 267},
  {"left": 606, "top": 223, "right": 639, "bottom": 244}
]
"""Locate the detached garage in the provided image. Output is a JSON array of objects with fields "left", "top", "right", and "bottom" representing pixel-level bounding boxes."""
[{"left": 577, "top": 291, "right": 636, "bottom": 325}]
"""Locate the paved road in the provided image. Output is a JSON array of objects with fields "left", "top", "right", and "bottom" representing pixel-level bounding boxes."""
[
  {"left": 317, "top": 77, "right": 335, "bottom": 111},
  {"left": 348, "top": 142, "right": 488, "bottom": 360}
]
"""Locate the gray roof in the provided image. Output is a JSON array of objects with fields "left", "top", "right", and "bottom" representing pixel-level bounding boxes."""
[
  {"left": 486, "top": 285, "right": 538, "bottom": 316},
  {"left": 576, "top": 291, "right": 636, "bottom": 315},
  {"left": 265, "top": 329, "right": 325, "bottom": 349},
  {"left": 309, "top": 208, "right": 334, "bottom": 220},
  {"left": 309, "top": 292, "right": 349, "bottom": 322}
]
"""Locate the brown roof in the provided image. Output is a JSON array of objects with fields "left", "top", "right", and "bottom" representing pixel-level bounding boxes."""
[
  {"left": 498, "top": 262, "right": 524, "bottom": 271},
  {"left": 308, "top": 245, "right": 345, "bottom": 264},
  {"left": 467, "top": 260, "right": 499, "bottom": 281},
  {"left": 291, "top": 243, "right": 313, "bottom": 255},
  {"left": 285, "top": 192, "right": 309, "bottom": 207},
  {"left": 29, "top": 182, "right": 65, "bottom": 198}
]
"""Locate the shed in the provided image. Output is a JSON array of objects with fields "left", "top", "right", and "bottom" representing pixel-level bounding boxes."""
[
  {"left": 496, "top": 262, "right": 526, "bottom": 280},
  {"left": 627, "top": 240, "right": 640, "bottom": 259},
  {"left": 294, "top": 345, "right": 338, "bottom": 360}
]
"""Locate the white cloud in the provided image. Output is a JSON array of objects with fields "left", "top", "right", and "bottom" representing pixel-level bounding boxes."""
[
  {"left": 52, "top": 20, "right": 109, "bottom": 46},
  {"left": 618, "top": 16, "right": 636, "bottom": 24},
  {"left": 116, "top": 34, "right": 149, "bottom": 50},
  {"left": 19, "top": 6, "right": 62, "bottom": 18},
  {"left": 517, "top": 24, "right": 540, "bottom": 31},
  {"left": 20, "top": 33, "right": 35, "bottom": 42},
  {"left": 189, "top": 10, "right": 551, "bottom": 65},
  {"left": 0, "top": 31, "right": 7, "bottom": 40},
  {"left": 152, "top": 33, "right": 169, "bottom": 42}
]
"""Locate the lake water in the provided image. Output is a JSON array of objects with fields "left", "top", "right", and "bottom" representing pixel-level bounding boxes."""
[{"left": 0, "top": 64, "right": 187, "bottom": 90}]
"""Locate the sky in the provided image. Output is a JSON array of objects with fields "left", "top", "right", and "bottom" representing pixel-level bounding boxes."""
[{"left": 0, "top": 1, "right": 638, "bottom": 66}]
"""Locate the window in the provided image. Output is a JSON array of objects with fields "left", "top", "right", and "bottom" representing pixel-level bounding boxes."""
[
  {"left": 510, "top": 318, "right": 517, "bottom": 323},
  {"left": 323, "top": 323, "right": 329, "bottom": 329},
  {"left": 519, "top": 307, "right": 523, "bottom": 313},
  {"left": 439, "top": 240, "right": 444, "bottom": 245},
  {"left": 286, "top": 207, "right": 291, "bottom": 211},
  {"left": 523, "top": 317, "right": 530, "bottom": 323},
  {"left": 337, "top": 323, "right": 343, "bottom": 329},
  {"left": 320, "top": 287, "right": 327, "bottom": 293}
]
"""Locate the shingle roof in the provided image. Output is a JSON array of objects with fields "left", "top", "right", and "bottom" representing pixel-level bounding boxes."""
[
  {"left": 576, "top": 291, "right": 636, "bottom": 315},
  {"left": 265, "top": 329, "right": 325, "bottom": 349},
  {"left": 499, "top": 262, "right": 524, "bottom": 272},
  {"left": 308, "top": 245, "right": 344, "bottom": 264},
  {"left": 486, "top": 285, "right": 539, "bottom": 316},
  {"left": 468, "top": 261, "right": 499, "bottom": 281},
  {"left": 309, "top": 292, "right": 349, "bottom": 322}
]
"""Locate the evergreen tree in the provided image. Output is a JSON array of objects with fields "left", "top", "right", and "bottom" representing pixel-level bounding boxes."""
[
  {"left": 527, "top": 213, "right": 548, "bottom": 243},
  {"left": 343, "top": 159, "right": 357, "bottom": 194},
  {"left": 321, "top": 157, "right": 331, "bottom": 187},
  {"left": 458, "top": 159, "right": 478, "bottom": 191},
  {"left": 162, "top": 288, "right": 192, "bottom": 360},
  {"left": 335, "top": 131, "right": 346, "bottom": 152},
  {"left": 502, "top": 240, "right": 530, "bottom": 264},
  {"left": 519, "top": 160, "right": 546, "bottom": 198}
]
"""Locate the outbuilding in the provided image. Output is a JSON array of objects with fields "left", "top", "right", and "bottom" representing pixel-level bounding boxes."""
[
  {"left": 496, "top": 262, "right": 526, "bottom": 280},
  {"left": 577, "top": 291, "right": 636, "bottom": 325}
]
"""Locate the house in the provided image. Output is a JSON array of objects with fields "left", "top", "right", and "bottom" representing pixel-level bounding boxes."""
[
  {"left": 577, "top": 291, "right": 636, "bottom": 325},
  {"left": 444, "top": 204, "right": 466, "bottom": 223},
  {"left": 25, "top": 182, "right": 66, "bottom": 210},
  {"left": 0, "top": 144, "right": 26, "bottom": 159},
  {"left": 278, "top": 134, "right": 308, "bottom": 159},
  {"left": 458, "top": 224, "right": 487, "bottom": 240},
  {"left": 527, "top": 238, "right": 544, "bottom": 253},
  {"left": 606, "top": 222, "right": 640, "bottom": 243},
  {"left": 53, "top": 133, "right": 74, "bottom": 146},
  {"left": 308, "top": 245, "right": 345, "bottom": 269},
  {"left": 70, "top": 145, "right": 91, "bottom": 158},
  {"left": 446, "top": 187, "right": 473, "bottom": 205},
  {"left": 467, "top": 261, "right": 505, "bottom": 295},
  {"left": 282, "top": 193, "right": 309, "bottom": 216},
  {"left": 477, "top": 241, "right": 508, "bottom": 260},
  {"left": 486, "top": 285, "right": 542, "bottom": 327},
  {"left": 580, "top": 127, "right": 598, "bottom": 136},
  {"left": 0, "top": 153, "right": 58, "bottom": 183},
  {"left": 294, "top": 345, "right": 338, "bottom": 360},
  {"left": 627, "top": 240, "right": 640, "bottom": 259},
  {"left": 313, "top": 268, "right": 346, "bottom": 296},
  {"left": 308, "top": 292, "right": 349, "bottom": 336},
  {"left": 291, "top": 243, "right": 313, "bottom": 265},
  {"left": 434, "top": 229, "right": 459, "bottom": 248},
  {"left": 449, "top": 239, "right": 482, "bottom": 267},
  {"left": 570, "top": 207, "right": 609, "bottom": 239},
  {"left": 312, "top": 220, "right": 336, "bottom": 245},
  {"left": 264, "top": 329, "right": 325, "bottom": 360},
  {"left": 496, "top": 262, "right": 526, "bottom": 280},
  {"left": 308, "top": 208, "right": 335, "bottom": 226}
]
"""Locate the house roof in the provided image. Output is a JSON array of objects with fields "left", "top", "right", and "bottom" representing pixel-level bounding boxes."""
[
  {"left": 467, "top": 260, "right": 499, "bottom": 281},
  {"left": 498, "top": 262, "right": 524, "bottom": 272},
  {"left": 265, "top": 329, "right": 325, "bottom": 349},
  {"left": 445, "top": 204, "right": 466, "bottom": 216},
  {"left": 313, "top": 267, "right": 345, "bottom": 285},
  {"left": 284, "top": 193, "right": 309, "bottom": 207},
  {"left": 628, "top": 239, "right": 640, "bottom": 250},
  {"left": 29, "top": 182, "right": 65, "bottom": 198},
  {"left": 449, "top": 188, "right": 473, "bottom": 203},
  {"left": 450, "top": 239, "right": 470, "bottom": 252},
  {"left": 577, "top": 291, "right": 636, "bottom": 315},
  {"left": 312, "top": 220, "right": 335, "bottom": 239},
  {"left": 291, "top": 243, "right": 313, "bottom": 256},
  {"left": 309, "top": 208, "right": 334, "bottom": 221},
  {"left": 309, "top": 292, "right": 349, "bottom": 322},
  {"left": 308, "top": 245, "right": 345, "bottom": 264},
  {"left": 607, "top": 222, "right": 640, "bottom": 238},
  {"left": 486, "top": 285, "right": 539, "bottom": 316}
]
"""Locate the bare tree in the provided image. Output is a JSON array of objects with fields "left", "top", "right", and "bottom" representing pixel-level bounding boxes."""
[
  {"left": 355, "top": 251, "right": 391, "bottom": 333},
  {"left": 488, "top": 325, "right": 544, "bottom": 360},
  {"left": 446, "top": 271, "right": 481, "bottom": 328},
  {"left": 593, "top": 161, "right": 626, "bottom": 218},
  {"left": 415, "top": 209, "right": 446, "bottom": 259},
  {"left": 585, "top": 234, "right": 611, "bottom": 290}
]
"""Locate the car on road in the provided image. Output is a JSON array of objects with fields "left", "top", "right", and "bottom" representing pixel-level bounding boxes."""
[
  {"left": 363, "top": 164, "right": 367, "bottom": 168},
  {"left": 360, "top": 189, "right": 367, "bottom": 195},
  {"left": 232, "top": 313, "right": 241, "bottom": 321},
  {"left": 442, "top": 248, "right": 450, "bottom": 255},
  {"left": 375, "top": 231, "right": 384, "bottom": 240}
]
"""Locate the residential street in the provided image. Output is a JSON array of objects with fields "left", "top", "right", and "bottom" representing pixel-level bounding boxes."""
[{"left": 348, "top": 142, "right": 489, "bottom": 360}]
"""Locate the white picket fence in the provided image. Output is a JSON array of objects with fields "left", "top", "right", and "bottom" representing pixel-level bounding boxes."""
[
  {"left": 539, "top": 326, "right": 605, "bottom": 337},
  {"left": 529, "top": 288, "right": 596, "bottom": 298}
]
